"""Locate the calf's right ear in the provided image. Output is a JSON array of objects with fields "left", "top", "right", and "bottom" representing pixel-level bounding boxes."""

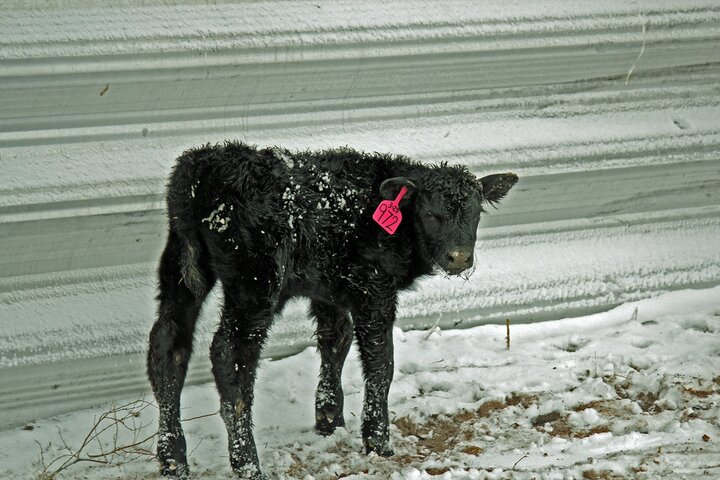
[{"left": 379, "top": 177, "right": 416, "bottom": 207}]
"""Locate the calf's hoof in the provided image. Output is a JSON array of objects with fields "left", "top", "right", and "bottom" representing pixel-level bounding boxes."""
[
  {"left": 314, "top": 410, "right": 345, "bottom": 436},
  {"left": 232, "top": 463, "right": 268, "bottom": 480},
  {"left": 363, "top": 437, "right": 394, "bottom": 457},
  {"left": 157, "top": 430, "right": 189, "bottom": 478},
  {"left": 159, "top": 459, "right": 190, "bottom": 479}
]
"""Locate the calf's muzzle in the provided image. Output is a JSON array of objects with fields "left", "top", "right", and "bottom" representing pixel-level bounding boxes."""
[{"left": 444, "top": 247, "right": 474, "bottom": 275}]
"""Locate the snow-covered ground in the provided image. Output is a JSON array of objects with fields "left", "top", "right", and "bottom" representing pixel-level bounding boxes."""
[{"left": 2, "top": 286, "right": 718, "bottom": 479}]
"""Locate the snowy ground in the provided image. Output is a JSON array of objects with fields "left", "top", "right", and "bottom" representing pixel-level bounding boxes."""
[{"left": 2, "top": 286, "right": 718, "bottom": 480}]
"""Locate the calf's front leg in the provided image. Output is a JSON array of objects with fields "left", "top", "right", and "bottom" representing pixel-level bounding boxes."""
[
  {"left": 311, "top": 300, "right": 354, "bottom": 435},
  {"left": 352, "top": 297, "right": 396, "bottom": 456}
]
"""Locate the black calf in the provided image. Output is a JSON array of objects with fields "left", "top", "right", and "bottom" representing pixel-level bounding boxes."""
[{"left": 147, "top": 142, "right": 517, "bottom": 478}]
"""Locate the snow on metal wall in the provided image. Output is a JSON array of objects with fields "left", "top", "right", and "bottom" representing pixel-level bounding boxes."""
[{"left": 1, "top": 1, "right": 719, "bottom": 428}]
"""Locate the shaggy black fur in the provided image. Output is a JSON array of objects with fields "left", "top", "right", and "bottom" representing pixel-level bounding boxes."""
[{"left": 147, "top": 141, "right": 517, "bottom": 479}]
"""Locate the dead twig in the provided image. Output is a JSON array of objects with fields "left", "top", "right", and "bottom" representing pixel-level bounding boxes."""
[
  {"left": 625, "top": 22, "right": 647, "bottom": 85},
  {"left": 36, "top": 396, "right": 218, "bottom": 480},
  {"left": 37, "top": 397, "right": 155, "bottom": 479},
  {"left": 506, "top": 318, "right": 511, "bottom": 350},
  {"left": 424, "top": 312, "right": 443, "bottom": 340},
  {"left": 512, "top": 454, "right": 529, "bottom": 470}
]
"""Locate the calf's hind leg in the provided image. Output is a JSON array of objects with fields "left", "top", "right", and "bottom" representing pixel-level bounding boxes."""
[
  {"left": 147, "top": 231, "right": 214, "bottom": 477},
  {"left": 311, "top": 300, "right": 353, "bottom": 435},
  {"left": 211, "top": 284, "right": 273, "bottom": 480}
]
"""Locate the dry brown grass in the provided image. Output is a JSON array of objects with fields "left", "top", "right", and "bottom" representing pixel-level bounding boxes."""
[
  {"left": 394, "top": 393, "right": 538, "bottom": 457},
  {"left": 582, "top": 469, "right": 626, "bottom": 480},
  {"left": 683, "top": 386, "right": 717, "bottom": 398}
]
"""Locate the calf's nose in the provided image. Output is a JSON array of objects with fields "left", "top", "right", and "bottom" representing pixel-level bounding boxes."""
[{"left": 446, "top": 248, "right": 473, "bottom": 269}]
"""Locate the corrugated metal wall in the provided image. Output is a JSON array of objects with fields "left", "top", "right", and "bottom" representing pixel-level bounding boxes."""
[{"left": 1, "top": 1, "right": 719, "bottom": 429}]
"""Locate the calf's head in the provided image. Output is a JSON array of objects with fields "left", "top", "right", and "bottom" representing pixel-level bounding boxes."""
[{"left": 380, "top": 166, "right": 518, "bottom": 276}]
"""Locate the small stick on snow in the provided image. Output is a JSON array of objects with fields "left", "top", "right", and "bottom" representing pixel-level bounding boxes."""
[
  {"left": 594, "top": 350, "right": 598, "bottom": 378},
  {"left": 625, "top": 21, "right": 647, "bottom": 85},
  {"left": 512, "top": 454, "right": 528, "bottom": 470},
  {"left": 188, "top": 439, "right": 204, "bottom": 457},
  {"left": 424, "top": 312, "right": 443, "bottom": 339},
  {"left": 506, "top": 318, "right": 511, "bottom": 350}
]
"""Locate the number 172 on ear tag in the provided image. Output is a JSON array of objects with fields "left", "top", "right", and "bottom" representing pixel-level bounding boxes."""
[{"left": 373, "top": 186, "right": 407, "bottom": 235}]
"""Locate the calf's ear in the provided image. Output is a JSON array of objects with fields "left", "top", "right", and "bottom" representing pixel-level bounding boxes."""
[
  {"left": 479, "top": 172, "right": 518, "bottom": 205},
  {"left": 379, "top": 177, "right": 416, "bottom": 207}
]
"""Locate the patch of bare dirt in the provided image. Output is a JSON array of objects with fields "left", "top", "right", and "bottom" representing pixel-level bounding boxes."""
[
  {"left": 394, "top": 393, "right": 538, "bottom": 456},
  {"left": 582, "top": 469, "right": 626, "bottom": 480},
  {"left": 531, "top": 399, "right": 645, "bottom": 439},
  {"left": 394, "top": 412, "right": 474, "bottom": 454},
  {"left": 532, "top": 410, "right": 610, "bottom": 439},
  {"left": 683, "top": 386, "right": 717, "bottom": 398}
]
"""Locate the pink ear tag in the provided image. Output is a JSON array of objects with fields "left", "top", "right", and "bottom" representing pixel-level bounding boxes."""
[{"left": 372, "top": 186, "right": 407, "bottom": 234}]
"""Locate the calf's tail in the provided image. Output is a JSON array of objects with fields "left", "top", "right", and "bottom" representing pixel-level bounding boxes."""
[
  {"left": 177, "top": 233, "right": 209, "bottom": 299},
  {"left": 165, "top": 148, "right": 214, "bottom": 299}
]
